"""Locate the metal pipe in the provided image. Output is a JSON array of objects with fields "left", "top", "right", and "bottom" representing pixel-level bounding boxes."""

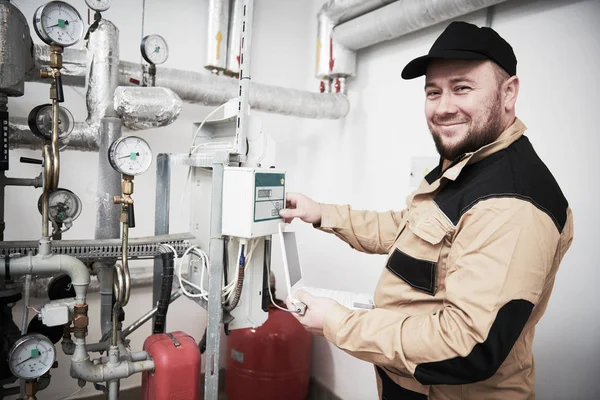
[
  {"left": 123, "top": 289, "right": 183, "bottom": 338},
  {"left": 94, "top": 262, "right": 114, "bottom": 338},
  {"left": 95, "top": 118, "right": 122, "bottom": 240},
  {"left": 20, "top": 274, "right": 31, "bottom": 335},
  {"left": 332, "top": 0, "right": 510, "bottom": 50},
  {"left": 321, "top": 0, "right": 397, "bottom": 24},
  {"left": 3, "top": 254, "right": 90, "bottom": 304},
  {"left": 26, "top": 45, "right": 86, "bottom": 88},
  {"left": 41, "top": 145, "right": 52, "bottom": 240},
  {"left": 119, "top": 61, "right": 350, "bottom": 119},
  {"left": 205, "top": 0, "right": 230, "bottom": 72},
  {"left": 225, "top": 0, "right": 243, "bottom": 76},
  {"left": 8, "top": 117, "right": 99, "bottom": 152},
  {"left": 51, "top": 98, "right": 60, "bottom": 190},
  {"left": 0, "top": 0, "right": 34, "bottom": 96}
]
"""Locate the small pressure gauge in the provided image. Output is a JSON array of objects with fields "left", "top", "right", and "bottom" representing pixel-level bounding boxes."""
[
  {"left": 33, "top": 1, "right": 84, "bottom": 47},
  {"left": 85, "top": 0, "right": 112, "bottom": 12},
  {"left": 8, "top": 334, "right": 56, "bottom": 380},
  {"left": 141, "top": 34, "right": 169, "bottom": 65},
  {"left": 38, "top": 188, "right": 82, "bottom": 225},
  {"left": 108, "top": 136, "right": 153, "bottom": 176},
  {"left": 28, "top": 104, "right": 75, "bottom": 141}
]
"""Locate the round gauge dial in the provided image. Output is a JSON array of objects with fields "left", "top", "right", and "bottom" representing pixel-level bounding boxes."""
[
  {"left": 108, "top": 136, "right": 153, "bottom": 176},
  {"left": 33, "top": 1, "right": 84, "bottom": 47},
  {"left": 9, "top": 334, "right": 56, "bottom": 380},
  {"left": 85, "top": 0, "right": 111, "bottom": 12},
  {"left": 28, "top": 104, "right": 75, "bottom": 141},
  {"left": 141, "top": 34, "right": 169, "bottom": 65},
  {"left": 38, "top": 189, "right": 82, "bottom": 224}
]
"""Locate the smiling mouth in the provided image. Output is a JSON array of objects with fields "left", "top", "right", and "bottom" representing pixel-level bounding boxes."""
[{"left": 437, "top": 122, "right": 465, "bottom": 127}]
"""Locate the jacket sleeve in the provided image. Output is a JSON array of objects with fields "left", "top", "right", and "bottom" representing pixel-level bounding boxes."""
[
  {"left": 316, "top": 203, "right": 406, "bottom": 255},
  {"left": 322, "top": 198, "right": 563, "bottom": 384}
]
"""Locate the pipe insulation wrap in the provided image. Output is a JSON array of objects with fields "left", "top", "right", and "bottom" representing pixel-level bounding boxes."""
[
  {"left": 332, "top": 0, "right": 510, "bottom": 50},
  {"left": 120, "top": 62, "right": 349, "bottom": 119},
  {"left": 0, "top": 0, "right": 34, "bottom": 96},
  {"left": 321, "top": 0, "right": 398, "bottom": 24},
  {"left": 225, "top": 0, "right": 243, "bottom": 76},
  {"left": 8, "top": 117, "right": 99, "bottom": 151},
  {"left": 114, "top": 87, "right": 182, "bottom": 130},
  {"left": 86, "top": 19, "right": 120, "bottom": 122}
]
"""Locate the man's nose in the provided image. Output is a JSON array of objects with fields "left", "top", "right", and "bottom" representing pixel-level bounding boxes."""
[{"left": 435, "top": 92, "right": 458, "bottom": 116}]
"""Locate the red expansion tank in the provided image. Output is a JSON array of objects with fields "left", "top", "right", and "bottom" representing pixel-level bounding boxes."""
[
  {"left": 142, "top": 331, "right": 201, "bottom": 400},
  {"left": 226, "top": 305, "right": 312, "bottom": 400}
]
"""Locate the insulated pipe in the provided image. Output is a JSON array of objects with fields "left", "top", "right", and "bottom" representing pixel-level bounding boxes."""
[
  {"left": 7, "top": 117, "right": 99, "bottom": 152},
  {"left": 225, "top": 0, "right": 243, "bottom": 76},
  {"left": 94, "top": 262, "right": 114, "bottom": 338},
  {"left": 321, "top": 0, "right": 397, "bottom": 24},
  {"left": 3, "top": 254, "right": 90, "bottom": 304},
  {"left": 113, "top": 86, "right": 182, "bottom": 130},
  {"left": 205, "top": 0, "right": 230, "bottom": 72},
  {"left": 332, "top": 0, "right": 510, "bottom": 50},
  {"left": 119, "top": 61, "right": 350, "bottom": 119}
]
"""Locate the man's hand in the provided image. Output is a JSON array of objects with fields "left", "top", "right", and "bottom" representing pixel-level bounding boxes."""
[
  {"left": 287, "top": 291, "right": 338, "bottom": 336},
  {"left": 279, "top": 193, "right": 322, "bottom": 224}
]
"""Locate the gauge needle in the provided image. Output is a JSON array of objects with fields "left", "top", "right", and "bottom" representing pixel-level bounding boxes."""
[
  {"left": 47, "top": 19, "right": 70, "bottom": 28},
  {"left": 119, "top": 152, "right": 139, "bottom": 159}
]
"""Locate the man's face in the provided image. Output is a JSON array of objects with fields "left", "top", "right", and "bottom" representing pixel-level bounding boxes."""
[{"left": 425, "top": 59, "right": 505, "bottom": 161}]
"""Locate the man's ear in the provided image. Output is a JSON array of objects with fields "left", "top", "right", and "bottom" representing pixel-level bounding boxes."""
[{"left": 503, "top": 75, "right": 520, "bottom": 112}]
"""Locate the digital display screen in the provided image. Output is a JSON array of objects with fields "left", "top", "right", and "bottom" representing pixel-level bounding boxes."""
[{"left": 258, "top": 189, "right": 272, "bottom": 198}]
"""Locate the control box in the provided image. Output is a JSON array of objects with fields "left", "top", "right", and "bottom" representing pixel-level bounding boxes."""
[{"left": 222, "top": 167, "right": 285, "bottom": 238}]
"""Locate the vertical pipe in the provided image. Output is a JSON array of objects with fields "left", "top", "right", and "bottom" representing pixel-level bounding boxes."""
[
  {"left": 95, "top": 263, "right": 114, "bottom": 337},
  {"left": 204, "top": 163, "right": 224, "bottom": 400},
  {"left": 153, "top": 154, "right": 170, "bottom": 328},
  {"left": 206, "top": 0, "right": 230, "bottom": 72},
  {"left": 225, "top": 0, "right": 243, "bottom": 76}
]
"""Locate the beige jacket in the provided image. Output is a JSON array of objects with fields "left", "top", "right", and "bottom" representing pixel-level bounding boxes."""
[{"left": 318, "top": 119, "right": 573, "bottom": 400}]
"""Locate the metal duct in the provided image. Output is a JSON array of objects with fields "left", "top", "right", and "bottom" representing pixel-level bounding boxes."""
[
  {"left": 8, "top": 117, "right": 99, "bottom": 152},
  {"left": 225, "top": 0, "right": 243, "bottom": 76},
  {"left": 0, "top": 0, "right": 34, "bottom": 96},
  {"left": 120, "top": 61, "right": 349, "bottom": 119},
  {"left": 206, "top": 0, "right": 230, "bottom": 72},
  {"left": 87, "top": 20, "right": 120, "bottom": 122},
  {"left": 333, "top": 0, "right": 510, "bottom": 51},
  {"left": 95, "top": 117, "right": 121, "bottom": 240},
  {"left": 114, "top": 86, "right": 182, "bottom": 130},
  {"left": 26, "top": 45, "right": 86, "bottom": 88}
]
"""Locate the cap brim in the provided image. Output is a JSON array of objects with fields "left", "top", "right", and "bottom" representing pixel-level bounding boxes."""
[{"left": 401, "top": 49, "right": 489, "bottom": 80}]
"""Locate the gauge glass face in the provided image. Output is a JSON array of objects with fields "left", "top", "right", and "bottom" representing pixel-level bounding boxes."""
[
  {"left": 48, "top": 189, "right": 82, "bottom": 223},
  {"left": 35, "top": 105, "right": 74, "bottom": 139},
  {"left": 85, "top": 0, "right": 111, "bottom": 12},
  {"left": 34, "top": 1, "right": 84, "bottom": 47},
  {"left": 9, "top": 334, "right": 56, "bottom": 379},
  {"left": 109, "top": 137, "right": 153, "bottom": 176},
  {"left": 141, "top": 34, "right": 169, "bottom": 65}
]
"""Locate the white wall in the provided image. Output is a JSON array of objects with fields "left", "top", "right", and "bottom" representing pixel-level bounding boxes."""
[{"left": 4, "top": 0, "right": 599, "bottom": 399}]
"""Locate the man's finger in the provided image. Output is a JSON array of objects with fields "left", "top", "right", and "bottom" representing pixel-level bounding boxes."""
[{"left": 279, "top": 208, "right": 303, "bottom": 220}]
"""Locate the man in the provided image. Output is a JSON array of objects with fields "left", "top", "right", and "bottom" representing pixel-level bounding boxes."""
[{"left": 279, "top": 21, "right": 573, "bottom": 399}]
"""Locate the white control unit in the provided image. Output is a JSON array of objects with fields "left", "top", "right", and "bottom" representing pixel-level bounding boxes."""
[{"left": 221, "top": 167, "right": 285, "bottom": 238}]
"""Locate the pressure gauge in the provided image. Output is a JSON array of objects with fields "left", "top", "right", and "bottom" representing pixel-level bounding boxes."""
[
  {"left": 108, "top": 136, "right": 153, "bottom": 176},
  {"left": 85, "top": 0, "right": 111, "bottom": 12},
  {"left": 141, "top": 34, "right": 169, "bottom": 65},
  {"left": 28, "top": 104, "right": 75, "bottom": 141},
  {"left": 8, "top": 334, "right": 56, "bottom": 380},
  {"left": 33, "top": 1, "right": 84, "bottom": 47},
  {"left": 38, "top": 189, "right": 82, "bottom": 225}
]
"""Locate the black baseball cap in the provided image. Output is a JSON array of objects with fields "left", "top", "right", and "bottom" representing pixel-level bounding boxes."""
[{"left": 401, "top": 21, "right": 517, "bottom": 80}]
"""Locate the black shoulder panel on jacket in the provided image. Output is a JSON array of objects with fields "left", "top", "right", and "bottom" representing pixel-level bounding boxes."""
[
  {"left": 414, "top": 299, "right": 534, "bottom": 385},
  {"left": 433, "top": 136, "right": 568, "bottom": 232}
]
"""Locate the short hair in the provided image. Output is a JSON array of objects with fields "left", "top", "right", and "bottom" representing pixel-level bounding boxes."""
[{"left": 491, "top": 61, "right": 510, "bottom": 86}]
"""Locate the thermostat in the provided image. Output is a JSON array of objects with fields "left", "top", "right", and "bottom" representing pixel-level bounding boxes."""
[{"left": 221, "top": 167, "right": 285, "bottom": 238}]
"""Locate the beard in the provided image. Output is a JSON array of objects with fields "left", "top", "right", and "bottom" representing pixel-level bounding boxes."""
[{"left": 429, "top": 93, "right": 504, "bottom": 162}]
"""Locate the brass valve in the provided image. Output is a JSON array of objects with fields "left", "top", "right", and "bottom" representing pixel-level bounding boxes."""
[{"left": 73, "top": 304, "right": 89, "bottom": 339}]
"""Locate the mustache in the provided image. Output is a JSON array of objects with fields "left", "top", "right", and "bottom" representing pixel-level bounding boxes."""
[{"left": 432, "top": 116, "right": 469, "bottom": 125}]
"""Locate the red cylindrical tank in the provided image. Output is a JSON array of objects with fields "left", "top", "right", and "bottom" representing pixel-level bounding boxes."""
[
  {"left": 226, "top": 305, "right": 312, "bottom": 400},
  {"left": 142, "top": 331, "right": 201, "bottom": 400}
]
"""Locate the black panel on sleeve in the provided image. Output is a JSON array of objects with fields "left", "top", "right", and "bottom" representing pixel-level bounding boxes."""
[{"left": 414, "top": 299, "right": 534, "bottom": 385}]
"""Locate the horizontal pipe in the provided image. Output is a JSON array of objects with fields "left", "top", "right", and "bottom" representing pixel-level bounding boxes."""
[
  {"left": 333, "top": 0, "right": 510, "bottom": 50},
  {"left": 322, "top": 0, "right": 397, "bottom": 24},
  {"left": 3, "top": 254, "right": 90, "bottom": 304},
  {"left": 122, "top": 289, "right": 183, "bottom": 338},
  {"left": 113, "top": 86, "right": 182, "bottom": 130},
  {"left": 120, "top": 61, "right": 349, "bottom": 119},
  {"left": 8, "top": 117, "right": 100, "bottom": 152}
]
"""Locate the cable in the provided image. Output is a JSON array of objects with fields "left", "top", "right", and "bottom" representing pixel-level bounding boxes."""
[
  {"left": 55, "top": 387, "right": 83, "bottom": 400},
  {"left": 267, "top": 261, "right": 297, "bottom": 314}
]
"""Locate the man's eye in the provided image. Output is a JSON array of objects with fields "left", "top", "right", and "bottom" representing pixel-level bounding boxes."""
[
  {"left": 426, "top": 91, "right": 440, "bottom": 97},
  {"left": 455, "top": 86, "right": 471, "bottom": 92}
]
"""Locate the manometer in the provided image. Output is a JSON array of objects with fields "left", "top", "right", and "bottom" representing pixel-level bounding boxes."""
[
  {"left": 28, "top": 104, "right": 74, "bottom": 141},
  {"left": 8, "top": 333, "right": 56, "bottom": 380},
  {"left": 37, "top": 189, "right": 82, "bottom": 225},
  {"left": 108, "top": 136, "right": 153, "bottom": 176},
  {"left": 141, "top": 34, "right": 169, "bottom": 65},
  {"left": 85, "top": 0, "right": 112, "bottom": 12},
  {"left": 33, "top": 1, "right": 84, "bottom": 47}
]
